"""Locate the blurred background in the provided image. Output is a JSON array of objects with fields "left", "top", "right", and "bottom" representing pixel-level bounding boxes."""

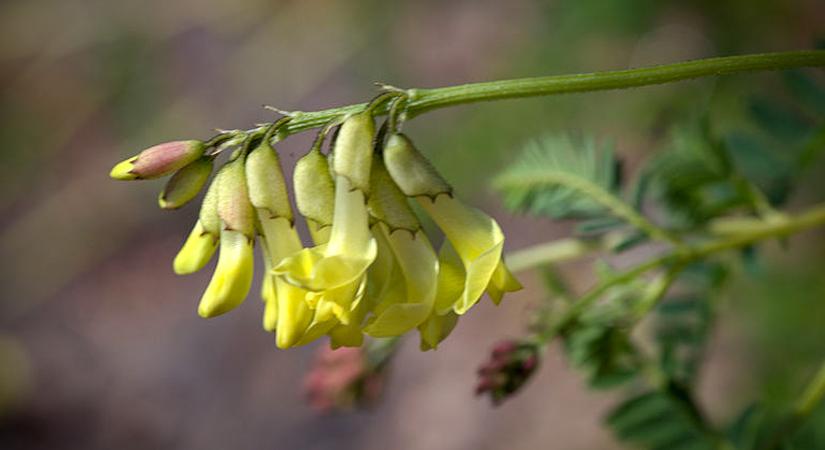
[{"left": 1, "top": 0, "right": 824, "bottom": 448}]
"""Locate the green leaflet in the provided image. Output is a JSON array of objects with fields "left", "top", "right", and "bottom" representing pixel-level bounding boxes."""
[
  {"left": 494, "top": 133, "right": 621, "bottom": 220},
  {"left": 606, "top": 389, "right": 717, "bottom": 450}
]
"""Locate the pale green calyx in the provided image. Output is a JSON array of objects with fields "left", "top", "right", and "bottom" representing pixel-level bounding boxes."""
[
  {"left": 332, "top": 111, "right": 375, "bottom": 193},
  {"left": 245, "top": 140, "right": 293, "bottom": 222},
  {"left": 198, "top": 170, "right": 222, "bottom": 236},
  {"left": 383, "top": 133, "right": 452, "bottom": 200},
  {"left": 367, "top": 158, "right": 421, "bottom": 233},
  {"left": 217, "top": 159, "right": 255, "bottom": 238},
  {"left": 159, "top": 157, "right": 213, "bottom": 210},
  {"left": 294, "top": 148, "right": 335, "bottom": 228}
]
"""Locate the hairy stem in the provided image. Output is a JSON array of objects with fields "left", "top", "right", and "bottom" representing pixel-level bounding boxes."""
[{"left": 241, "top": 51, "right": 825, "bottom": 139}]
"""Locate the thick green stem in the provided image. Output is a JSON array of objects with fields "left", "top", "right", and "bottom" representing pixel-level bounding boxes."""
[{"left": 242, "top": 51, "right": 825, "bottom": 139}]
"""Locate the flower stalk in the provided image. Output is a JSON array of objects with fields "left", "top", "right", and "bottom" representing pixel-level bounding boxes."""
[{"left": 233, "top": 51, "right": 824, "bottom": 141}]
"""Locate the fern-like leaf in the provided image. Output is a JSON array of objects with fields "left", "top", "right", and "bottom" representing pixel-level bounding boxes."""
[{"left": 494, "top": 133, "right": 621, "bottom": 220}]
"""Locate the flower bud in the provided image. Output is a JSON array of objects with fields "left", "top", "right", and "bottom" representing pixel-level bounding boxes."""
[
  {"left": 217, "top": 158, "right": 255, "bottom": 239},
  {"left": 198, "top": 171, "right": 222, "bottom": 235},
  {"left": 158, "top": 157, "right": 213, "bottom": 209},
  {"left": 383, "top": 133, "right": 452, "bottom": 199},
  {"left": 173, "top": 176, "right": 221, "bottom": 275},
  {"left": 476, "top": 339, "right": 540, "bottom": 405},
  {"left": 294, "top": 148, "right": 335, "bottom": 244},
  {"left": 110, "top": 140, "right": 205, "bottom": 180},
  {"left": 245, "top": 140, "right": 293, "bottom": 222},
  {"left": 332, "top": 112, "right": 375, "bottom": 193},
  {"left": 302, "top": 345, "right": 388, "bottom": 412}
]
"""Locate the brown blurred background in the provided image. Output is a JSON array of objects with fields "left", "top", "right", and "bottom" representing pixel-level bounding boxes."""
[{"left": 1, "top": 0, "right": 824, "bottom": 448}]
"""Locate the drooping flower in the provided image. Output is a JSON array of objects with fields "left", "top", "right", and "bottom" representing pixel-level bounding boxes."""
[
  {"left": 110, "top": 140, "right": 206, "bottom": 180},
  {"left": 362, "top": 158, "right": 438, "bottom": 337},
  {"left": 172, "top": 169, "right": 222, "bottom": 275},
  {"left": 383, "top": 132, "right": 522, "bottom": 315},
  {"left": 246, "top": 137, "right": 318, "bottom": 348},
  {"left": 196, "top": 158, "right": 255, "bottom": 318},
  {"left": 274, "top": 112, "right": 378, "bottom": 332}
]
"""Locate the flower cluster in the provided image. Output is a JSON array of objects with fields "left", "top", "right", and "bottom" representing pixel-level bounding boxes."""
[
  {"left": 476, "top": 340, "right": 540, "bottom": 405},
  {"left": 110, "top": 108, "right": 521, "bottom": 349}
]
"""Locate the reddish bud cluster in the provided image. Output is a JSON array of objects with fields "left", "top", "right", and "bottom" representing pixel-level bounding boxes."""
[
  {"left": 476, "top": 340, "right": 540, "bottom": 405},
  {"left": 303, "top": 346, "right": 386, "bottom": 413}
]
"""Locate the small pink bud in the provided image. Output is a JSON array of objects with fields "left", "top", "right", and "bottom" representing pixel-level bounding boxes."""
[{"left": 110, "top": 140, "right": 205, "bottom": 180}]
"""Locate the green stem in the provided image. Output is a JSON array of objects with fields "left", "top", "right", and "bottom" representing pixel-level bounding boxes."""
[
  {"left": 520, "top": 201, "right": 825, "bottom": 340},
  {"left": 243, "top": 51, "right": 824, "bottom": 139},
  {"left": 505, "top": 237, "right": 608, "bottom": 272},
  {"left": 795, "top": 360, "right": 825, "bottom": 419},
  {"left": 760, "top": 360, "right": 825, "bottom": 450}
]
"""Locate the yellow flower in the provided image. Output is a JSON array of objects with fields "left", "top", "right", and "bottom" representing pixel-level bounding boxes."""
[
  {"left": 246, "top": 139, "right": 317, "bottom": 348},
  {"left": 173, "top": 220, "right": 218, "bottom": 275},
  {"left": 173, "top": 166, "right": 222, "bottom": 275},
  {"left": 362, "top": 159, "right": 437, "bottom": 337},
  {"left": 274, "top": 112, "right": 378, "bottom": 327},
  {"left": 197, "top": 158, "right": 255, "bottom": 318},
  {"left": 198, "top": 228, "right": 254, "bottom": 318},
  {"left": 383, "top": 133, "right": 521, "bottom": 315},
  {"left": 363, "top": 225, "right": 437, "bottom": 336}
]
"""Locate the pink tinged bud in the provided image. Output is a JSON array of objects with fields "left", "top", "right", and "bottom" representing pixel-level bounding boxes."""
[
  {"left": 476, "top": 340, "right": 541, "bottom": 405},
  {"left": 522, "top": 355, "right": 538, "bottom": 372},
  {"left": 110, "top": 140, "right": 205, "bottom": 180}
]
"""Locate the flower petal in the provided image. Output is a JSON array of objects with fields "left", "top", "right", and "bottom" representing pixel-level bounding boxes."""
[
  {"left": 432, "top": 240, "right": 467, "bottom": 315},
  {"left": 486, "top": 260, "right": 522, "bottom": 305},
  {"left": 364, "top": 226, "right": 438, "bottom": 337},
  {"left": 173, "top": 220, "right": 218, "bottom": 275},
  {"left": 418, "top": 311, "right": 459, "bottom": 351},
  {"left": 418, "top": 195, "right": 505, "bottom": 314},
  {"left": 273, "top": 177, "right": 377, "bottom": 324},
  {"left": 275, "top": 278, "right": 315, "bottom": 349},
  {"left": 197, "top": 229, "right": 254, "bottom": 318}
]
